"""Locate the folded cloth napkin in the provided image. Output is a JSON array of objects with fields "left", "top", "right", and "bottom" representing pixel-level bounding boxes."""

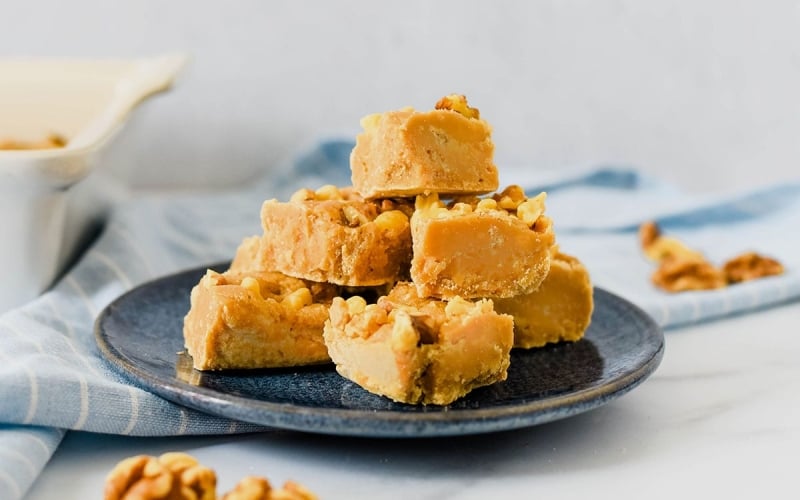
[{"left": 1, "top": 140, "right": 798, "bottom": 499}]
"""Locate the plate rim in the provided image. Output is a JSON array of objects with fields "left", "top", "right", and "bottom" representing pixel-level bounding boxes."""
[{"left": 95, "top": 265, "right": 665, "bottom": 437}]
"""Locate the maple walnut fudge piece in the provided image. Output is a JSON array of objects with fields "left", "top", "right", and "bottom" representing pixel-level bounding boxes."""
[
  {"left": 258, "top": 185, "right": 413, "bottom": 287},
  {"left": 494, "top": 250, "right": 594, "bottom": 348},
  {"left": 410, "top": 185, "right": 555, "bottom": 299},
  {"left": 324, "top": 282, "right": 514, "bottom": 405},
  {"left": 183, "top": 270, "right": 339, "bottom": 370},
  {"left": 350, "top": 94, "right": 499, "bottom": 199}
]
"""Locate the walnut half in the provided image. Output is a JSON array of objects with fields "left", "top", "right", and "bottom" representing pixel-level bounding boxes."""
[
  {"left": 104, "top": 452, "right": 216, "bottom": 500},
  {"left": 105, "top": 453, "right": 317, "bottom": 500},
  {"left": 640, "top": 220, "right": 786, "bottom": 293},
  {"left": 723, "top": 251, "right": 784, "bottom": 284},
  {"left": 222, "top": 476, "right": 318, "bottom": 500},
  {"left": 641, "top": 220, "right": 725, "bottom": 293},
  {"left": 651, "top": 257, "right": 727, "bottom": 293},
  {"left": 638, "top": 221, "right": 705, "bottom": 263}
]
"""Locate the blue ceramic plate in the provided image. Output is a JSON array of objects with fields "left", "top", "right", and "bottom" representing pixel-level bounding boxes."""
[{"left": 95, "top": 264, "right": 664, "bottom": 438}]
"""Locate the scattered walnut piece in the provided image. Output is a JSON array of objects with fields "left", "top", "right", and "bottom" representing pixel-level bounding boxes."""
[
  {"left": 639, "top": 221, "right": 785, "bottom": 293},
  {"left": 638, "top": 220, "right": 661, "bottom": 249},
  {"left": 105, "top": 453, "right": 317, "bottom": 500},
  {"left": 651, "top": 257, "right": 727, "bottom": 293},
  {"left": 723, "top": 252, "right": 784, "bottom": 284},
  {"left": 639, "top": 221, "right": 705, "bottom": 263},
  {"left": 644, "top": 236, "right": 706, "bottom": 263},
  {"left": 222, "top": 476, "right": 272, "bottom": 500},
  {"left": 160, "top": 452, "right": 217, "bottom": 500},
  {"left": 274, "top": 481, "right": 318, "bottom": 500},
  {"left": 639, "top": 220, "right": 723, "bottom": 293},
  {"left": 104, "top": 452, "right": 216, "bottom": 500},
  {"left": 222, "top": 476, "right": 318, "bottom": 500}
]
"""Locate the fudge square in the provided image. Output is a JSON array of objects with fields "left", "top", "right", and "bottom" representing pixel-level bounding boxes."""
[
  {"left": 324, "top": 282, "right": 513, "bottom": 405},
  {"left": 410, "top": 186, "right": 555, "bottom": 299},
  {"left": 350, "top": 94, "right": 499, "bottom": 199},
  {"left": 183, "top": 269, "right": 339, "bottom": 370},
  {"left": 258, "top": 185, "right": 413, "bottom": 287},
  {"left": 494, "top": 250, "right": 594, "bottom": 348}
]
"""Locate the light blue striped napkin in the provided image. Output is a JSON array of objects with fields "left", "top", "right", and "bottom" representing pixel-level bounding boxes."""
[{"left": 1, "top": 140, "right": 798, "bottom": 499}]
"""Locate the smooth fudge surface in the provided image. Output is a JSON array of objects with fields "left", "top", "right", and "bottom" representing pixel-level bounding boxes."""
[
  {"left": 494, "top": 250, "right": 594, "bottom": 348},
  {"left": 410, "top": 187, "right": 555, "bottom": 299},
  {"left": 350, "top": 105, "right": 498, "bottom": 199}
]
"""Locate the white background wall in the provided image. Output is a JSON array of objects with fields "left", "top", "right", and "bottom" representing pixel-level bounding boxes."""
[{"left": 2, "top": 1, "right": 798, "bottom": 193}]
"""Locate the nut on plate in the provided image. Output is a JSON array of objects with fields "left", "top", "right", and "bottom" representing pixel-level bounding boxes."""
[{"left": 722, "top": 251, "right": 784, "bottom": 283}]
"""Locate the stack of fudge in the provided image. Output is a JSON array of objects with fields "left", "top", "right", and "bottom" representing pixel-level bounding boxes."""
[{"left": 183, "top": 95, "right": 593, "bottom": 405}]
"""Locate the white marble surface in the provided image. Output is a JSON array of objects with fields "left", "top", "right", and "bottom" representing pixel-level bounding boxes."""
[{"left": 27, "top": 303, "right": 800, "bottom": 499}]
